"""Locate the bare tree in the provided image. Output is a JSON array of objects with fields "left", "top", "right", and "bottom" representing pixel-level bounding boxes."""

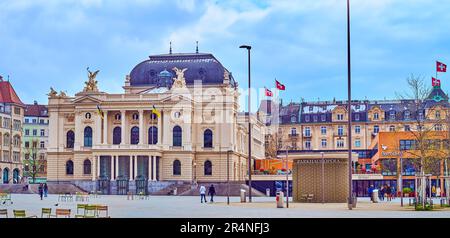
[{"left": 23, "top": 140, "right": 45, "bottom": 184}]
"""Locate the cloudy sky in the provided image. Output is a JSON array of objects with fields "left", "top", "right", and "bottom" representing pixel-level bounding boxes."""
[{"left": 0, "top": 0, "right": 449, "bottom": 110}]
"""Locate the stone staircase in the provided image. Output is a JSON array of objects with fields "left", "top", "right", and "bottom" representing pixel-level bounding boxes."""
[
  {"left": 150, "top": 182, "right": 192, "bottom": 195},
  {"left": 0, "top": 184, "right": 33, "bottom": 194},
  {"left": 180, "top": 182, "right": 267, "bottom": 197}
]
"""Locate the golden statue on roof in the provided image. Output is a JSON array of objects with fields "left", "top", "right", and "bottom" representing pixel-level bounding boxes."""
[
  {"left": 84, "top": 67, "right": 100, "bottom": 92},
  {"left": 172, "top": 67, "right": 187, "bottom": 89}
]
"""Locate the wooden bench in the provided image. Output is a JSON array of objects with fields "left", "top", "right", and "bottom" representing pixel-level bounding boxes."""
[
  {"left": 0, "top": 209, "right": 8, "bottom": 218},
  {"left": 300, "top": 194, "right": 308, "bottom": 202},
  {"left": 96, "top": 205, "right": 109, "bottom": 218},
  {"left": 41, "top": 208, "right": 52, "bottom": 218},
  {"left": 52, "top": 209, "right": 71, "bottom": 218},
  {"left": 13, "top": 210, "right": 37, "bottom": 218}
]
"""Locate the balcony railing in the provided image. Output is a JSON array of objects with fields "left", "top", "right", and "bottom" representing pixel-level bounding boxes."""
[
  {"left": 333, "top": 132, "right": 347, "bottom": 137},
  {"left": 302, "top": 133, "right": 311, "bottom": 138},
  {"left": 289, "top": 133, "right": 299, "bottom": 138},
  {"left": 93, "top": 144, "right": 162, "bottom": 150}
]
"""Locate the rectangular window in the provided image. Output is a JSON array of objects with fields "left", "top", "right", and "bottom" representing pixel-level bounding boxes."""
[
  {"left": 33, "top": 129, "right": 37, "bottom": 136},
  {"left": 25, "top": 129, "right": 29, "bottom": 136},
  {"left": 32, "top": 119, "right": 37, "bottom": 124},
  {"left": 14, "top": 107, "right": 20, "bottom": 115},
  {"left": 40, "top": 141, "right": 45, "bottom": 148},
  {"left": 321, "top": 126, "right": 327, "bottom": 135},
  {"left": 40, "top": 119, "right": 45, "bottom": 124},
  {"left": 321, "top": 139, "right": 327, "bottom": 148},
  {"left": 400, "top": 140, "right": 416, "bottom": 150},
  {"left": 321, "top": 114, "right": 326, "bottom": 121},
  {"left": 404, "top": 125, "right": 410, "bottom": 131},
  {"left": 337, "top": 139, "right": 344, "bottom": 148},
  {"left": 355, "top": 113, "right": 360, "bottom": 121},
  {"left": 355, "top": 126, "right": 361, "bottom": 134},
  {"left": 25, "top": 118, "right": 29, "bottom": 123},
  {"left": 313, "top": 115, "right": 318, "bottom": 122},
  {"left": 305, "top": 140, "right": 311, "bottom": 150},
  {"left": 337, "top": 114, "right": 344, "bottom": 120},
  {"left": 25, "top": 141, "right": 29, "bottom": 148},
  {"left": 40, "top": 129, "right": 45, "bottom": 136},
  {"left": 338, "top": 126, "right": 344, "bottom": 136},
  {"left": 374, "top": 126, "right": 379, "bottom": 134},
  {"left": 304, "top": 127, "right": 311, "bottom": 137},
  {"left": 355, "top": 140, "right": 361, "bottom": 147}
]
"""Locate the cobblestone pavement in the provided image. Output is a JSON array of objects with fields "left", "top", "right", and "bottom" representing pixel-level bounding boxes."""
[{"left": 1, "top": 194, "right": 449, "bottom": 218}]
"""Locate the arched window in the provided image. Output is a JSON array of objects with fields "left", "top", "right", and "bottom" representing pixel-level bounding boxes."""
[
  {"left": 204, "top": 160, "right": 212, "bottom": 176},
  {"left": 114, "top": 113, "right": 121, "bottom": 120},
  {"left": 130, "top": 126, "right": 139, "bottom": 144},
  {"left": 389, "top": 125, "right": 395, "bottom": 132},
  {"left": 13, "top": 169, "right": 20, "bottom": 184},
  {"left": 132, "top": 113, "right": 139, "bottom": 120},
  {"left": 149, "top": 126, "right": 158, "bottom": 145},
  {"left": 66, "top": 130, "right": 74, "bottom": 148},
  {"left": 66, "top": 160, "right": 74, "bottom": 175},
  {"left": 83, "top": 159, "right": 91, "bottom": 175},
  {"left": 84, "top": 126, "right": 93, "bottom": 147},
  {"left": 173, "top": 160, "right": 181, "bottom": 175},
  {"left": 150, "top": 113, "right": 157, "bottom": 120},
  {"left": 113, "top": 127, "right": 121, "bottom": 145},
  {"left": 203, "top": 129, "right": 213, "bottom": 148},
  {"left": 13, "top": 135, "right": 20, "bottom": 147},
  {"left": 85, "top": 112, "right": 91, "bottom": 119},
  {"left": 173, "top": 126, "right": 182, "bottom": 146}
]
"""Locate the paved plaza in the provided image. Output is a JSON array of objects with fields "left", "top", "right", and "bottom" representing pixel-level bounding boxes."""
[{"left": 1, "top": 194, "right": 450, "bottom": 218}]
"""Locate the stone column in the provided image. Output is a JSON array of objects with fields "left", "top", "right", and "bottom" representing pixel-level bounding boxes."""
[
  {"left": 115, "top": 156, "right": 119, "bottom": 180},
  {"left": 92, "top": 156, "right": 97, "bottom": 181},
  {"left": 148, "top": 156, "right": 152, "bottom": 181},
  {"left": 139, "top": 110, "right": 144, "bottom": 145},
  {"left": 95, "top": 113, "right": 102, "bottom": 146},
  {"left": 110, "top": 156, "right": 114, "bottom": 181},
  {"left": 129, "top": 156, "right": 133, "bottom": 181},
  {"left": 134, "top": 156, "right": 138, "bottom": 179},
  {"left": 103, "top": 110, "right": 108, "bottom": 145},
  {"left": 163, "top": 110, "right": 170, "bottom": 146},
  {"left": 153, "top": 156, "right": 157, "bottom": 181},
  {"left": 96, "top": 156, "right": 100, "bottom": 178},
  {"left": 121, "top": 110, "right": 126, "bottom": 145},
  {"left": 157, "top": 111, "right": 162, "bottom": 145}
]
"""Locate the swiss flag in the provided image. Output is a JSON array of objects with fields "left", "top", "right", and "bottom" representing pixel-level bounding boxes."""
[
  {"left": 265, "top": 88, "right": 273, "bottom": 97},
  {"left": 275, "top": 80, "right": 285, "bottom": 90},
  {"left": 432, "top": 77, "right": 441, "bottom": 87},
  {"left": 437, "top": 61, "right": 447, "bottom": 72}
]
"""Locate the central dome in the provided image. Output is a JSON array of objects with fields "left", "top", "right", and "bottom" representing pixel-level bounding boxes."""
[{"left": 129, "top": 53, "right": 235, "bottom": 87}]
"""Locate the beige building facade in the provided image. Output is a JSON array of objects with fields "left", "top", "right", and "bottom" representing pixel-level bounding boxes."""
[{"left": 46, "top": 52, "right": 264, "bottom": 191}]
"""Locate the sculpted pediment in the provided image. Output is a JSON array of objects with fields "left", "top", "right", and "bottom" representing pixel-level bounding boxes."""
[{"left": 73, "top": 95, "right": 103, "bottom": 104}]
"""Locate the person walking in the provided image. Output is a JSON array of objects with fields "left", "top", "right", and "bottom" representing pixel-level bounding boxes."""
[
  {"left": 38, "top": 183, "right": 44, "bottom": 200},
  {"left": 379, "top": 185, "right": 385, "bottom": 201},
  {"left": 432, "top": 185, "right": 436, "bottom": 197},
  {"left": 386, "top": 185, "right": 392, "bottom": 201},
  {"left": 368, "top": 185, "right": 374, "bottom": 202},
  {"left": 199, "top": 185, "right": 207, "bottom": 203},
  {"left": 43, "top": 183, "right": 48, "bottom": 197},
  {"left": 208, "top": 184, "right": 216, "bottom": 203}
]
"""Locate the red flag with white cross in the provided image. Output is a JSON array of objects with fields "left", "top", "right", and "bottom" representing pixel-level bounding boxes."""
[
  {"left": 275, "top": 80, "right": 285, "bottom": 90},
  {"left": 265, "top": 88, "right": 273, "bottom": 97},
  {"left": 432, "top": 77, "right": 441, "bottom": 87},
  {"left": 437, "top": 61, "right": 447, "bottom": 72}
]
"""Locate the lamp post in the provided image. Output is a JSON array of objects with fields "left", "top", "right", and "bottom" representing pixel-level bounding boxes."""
[
  {"left": 285, "top": 147, "right": 290, "bottom": 208},
  {"left": 240, "top": 44, "right": 252, "bottom": 202},
  {"left": 346, "top": 0, "right": 353, "bottom": 210},
  {"left": 227, "top": 150, "right": 232, "bottom": 205}
]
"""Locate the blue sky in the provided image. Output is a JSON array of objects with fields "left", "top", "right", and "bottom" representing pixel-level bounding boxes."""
[{"left": 1, "top": 0, "right": 449, "bottom": 110}]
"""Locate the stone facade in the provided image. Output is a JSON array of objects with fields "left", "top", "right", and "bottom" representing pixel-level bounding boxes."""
[{"left": 46, "top": 52, "right": 265, "bottom": 186}]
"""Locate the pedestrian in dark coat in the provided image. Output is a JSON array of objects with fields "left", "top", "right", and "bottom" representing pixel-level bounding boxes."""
[
  {"left": 38, "top": 183, "right": 44, "bottom": 200},
  {"left": 208, "top": 184, "right": 216, "bottom": 202}
]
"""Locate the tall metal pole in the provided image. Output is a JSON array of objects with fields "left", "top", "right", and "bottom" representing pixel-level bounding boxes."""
[
  {"left": 227, "top": 150, "right": 230, "bottom": 205},
  {"left": 346, "top": 0, "right": 353, "bottom": 210},
  {"left": 400, "top": 157, "right": 403, "bottom": 207},
  {"left": 240, "top": 45, "right": 252, "bottom": 202},
  {"left": 286, "top": 148, "right": 289, "bottom": 208}
]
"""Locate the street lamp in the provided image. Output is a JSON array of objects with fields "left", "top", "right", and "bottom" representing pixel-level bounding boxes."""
[
  {"left": 240, "top": 44, "right": 252, "bottom": 202},
  {"left": 346, "top": 0, "right": 353, "bottom": 210},
  {"left": 227, "top": 150, "right": 232, "bottom": 205}
]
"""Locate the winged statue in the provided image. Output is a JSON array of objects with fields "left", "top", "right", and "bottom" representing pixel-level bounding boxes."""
[
  {"left": 84, "top": 67, "right": 100, "bottom": 92},
  {"left": 172, "top": 67, "right": 188, "bottom": 89}
]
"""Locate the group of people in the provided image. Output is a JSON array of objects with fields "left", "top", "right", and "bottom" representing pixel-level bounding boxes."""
[
  {"left": 368, "top": 184, "right": 396, "bottom": 202},
  {"left": 199, "top": 184, "right": 216, "bottom": 203},
  {"left": 38, "top": 183, "right": 48, "bottom": 200}
]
